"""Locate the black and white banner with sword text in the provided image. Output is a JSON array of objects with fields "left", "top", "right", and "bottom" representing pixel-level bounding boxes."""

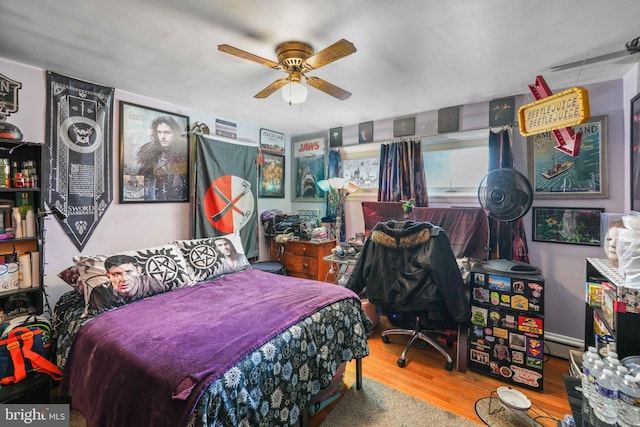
[
  {"left": 194, "top": 135, "right": 258, "bottom": 258},
  {"left": 45, "top": 71, "right": 114, "bottom": 251}
]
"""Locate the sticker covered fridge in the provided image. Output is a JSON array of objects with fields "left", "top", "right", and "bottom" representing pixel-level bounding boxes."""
[{"left": 469, "top": 259, "right": 545, "bottom": 391}]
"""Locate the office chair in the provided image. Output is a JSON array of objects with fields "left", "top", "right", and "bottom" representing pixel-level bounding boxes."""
[
  {"left": 346, "top": 219, "right": 470, "bottom": 370},
  {"left": 381, "top": 311, "right": 456, "bottom": 369}
]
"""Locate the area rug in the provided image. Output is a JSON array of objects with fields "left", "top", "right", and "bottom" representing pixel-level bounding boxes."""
[{"left": 320, "top": 377, "right": 479, "bottom": 426}]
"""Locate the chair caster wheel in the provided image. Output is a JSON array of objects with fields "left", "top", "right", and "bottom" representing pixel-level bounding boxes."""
[
  {"left": 381, "top": 335, "right": 390, "bottom": 344},
  {"left": 397, "top": 358, "right": 406, "bottom": 368},
  {"left": 445, "top": 361, "right": 454, "bottom": 371}
]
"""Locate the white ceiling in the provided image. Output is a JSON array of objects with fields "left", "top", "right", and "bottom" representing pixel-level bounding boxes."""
[{"left": 1, "top": 0, "right": 640, "bottom": 137}]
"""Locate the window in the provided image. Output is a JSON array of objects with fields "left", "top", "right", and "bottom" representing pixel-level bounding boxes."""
[
  {"left": 422, "top": 130, "right": 489, "bottom": 198},
  {"left": 340, "top": 128, "right": 489, "bottom": 203}
]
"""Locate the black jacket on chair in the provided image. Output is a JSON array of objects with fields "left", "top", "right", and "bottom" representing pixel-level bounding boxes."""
[{"left": 346, "top": 220, "right": 470, "bottom": 324}]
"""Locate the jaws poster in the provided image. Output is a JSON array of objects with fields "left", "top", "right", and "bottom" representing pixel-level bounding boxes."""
[{"left": 293, "top": 136, "right": 325, "bottom": 201}]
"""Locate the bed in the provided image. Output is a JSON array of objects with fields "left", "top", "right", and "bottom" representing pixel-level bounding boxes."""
[{"left": 53, "top": 268, "right": 371, "bottom": 427}]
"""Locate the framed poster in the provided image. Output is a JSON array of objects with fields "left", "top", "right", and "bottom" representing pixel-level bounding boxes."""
[
  {"left": 438, "top": 106, "right": 460, "bottom": 133},
  {"left": 527, "top": 115, "right": 608, "bottom": 199},
  {"left": 489, "top": 97, "right": 515, "bottom": 127},
  {"left": 358, "top": 121, "right": 373, "bottom": 143},
  {"left": 342, "top": 158, "right": 380, "bottom": 190},
  {"left": 631, "top": 92, "right": 640, "bottom": 211},
  {"left": 292, "top": 136, "right": 326, "bottom": 201},
  {"left": 532, "top": 207, "right": 603, "bottom": 246},
  {"left": 393, "top": 117, "right": 416, "bottom": 137},
  {"left": 119, "top": 102, "right": 190, "bottom": 203},
  {"left": 260, "top": 128, "right": 285, "bottom": 155},
  {"left": 330, "top": 127, "right": 342, "bottom": 147},
  {"left": 259, "top": 153, "right": 285, "bottom": 198}
]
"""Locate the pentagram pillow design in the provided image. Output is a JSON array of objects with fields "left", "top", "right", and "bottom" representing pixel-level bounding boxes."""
[
  {"left": 171, "top": 233, "right": 250, "bottom": 282},
  {"left": 74, "top": 244, "right": 194, "bottom": 317}
]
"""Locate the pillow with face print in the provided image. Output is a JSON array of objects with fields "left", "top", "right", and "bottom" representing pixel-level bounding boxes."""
[{"left": 74, "top": 244, "right": 194, "bottom": 317}]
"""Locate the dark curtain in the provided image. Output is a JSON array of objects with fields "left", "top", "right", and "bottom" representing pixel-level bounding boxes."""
[
  {"left": 377, "top": 139, "right": 428, "bottom": 206},
  {"left": 487, "top": 128, "right": 530, "bottom": 262}
]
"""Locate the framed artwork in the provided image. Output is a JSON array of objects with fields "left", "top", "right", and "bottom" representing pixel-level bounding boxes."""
[
  {"left": 292, "top": 135, "right": 326, "bottom": 201},
  {"left": 393, "top": 117, "right": 416, "bottom": 137},
  {"left": 532, "top": 207, "right": 603, "bottom": 246},
  {"left": 358, "top": 121, "right": 373, "bottom": 143},
  {"left": 342, "top": 158, "right": 380, "bottom": 190},
  {"left": 438, "top": 106, "right": 460, "bottom": 133},
  {"left": 330, "top": 127, "right": 343, "bottom": 147},
  {"left": 489, "top": 97, "right": 515, "bottom": 127},
  {"left": 258, "top": 153, "right": 285, "bottom": 198},
  {"left": 260, "top": 128, "right": 285, "bottom": 155},
  {"left": 527, "top": 115, "right": 608, "bottom": 199},
  {"left": 631, "top": 92, "right": 640, "bottom": 211},
  {"left": 119, "top": 101, "right": 190, "bottom": 203}
]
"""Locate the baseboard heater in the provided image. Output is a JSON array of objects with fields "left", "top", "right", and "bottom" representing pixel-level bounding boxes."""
[{"left": 544, "top": 332, "right": 584, "bottom": 360}]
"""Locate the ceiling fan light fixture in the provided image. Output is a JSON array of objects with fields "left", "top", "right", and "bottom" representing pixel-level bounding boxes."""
[{"left": 282, "top": 81, "right": 307, "bottom": 104}]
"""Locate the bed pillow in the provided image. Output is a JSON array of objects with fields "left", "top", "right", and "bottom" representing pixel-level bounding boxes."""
[
  {"left": 74, "top": 244, "right": 194, "bottom": 316},
  {"left": 58, "top": 265, "right": 85, "bottom": 294},
  {"left": 171, "top": 233, "right": 250, "bottom": 283}
]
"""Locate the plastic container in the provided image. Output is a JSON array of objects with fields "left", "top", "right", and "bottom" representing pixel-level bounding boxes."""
[
  {"left": 587, "top": 359, "right": 605, "bottom": 408},
  {"left": 618, "top": 374, "right": 640, "bottom": 427},
  {"left": 11, "top": 207, "right": 22, "bottom": 238},
  {"left": 0, "top": 159, "right": 9, "bottom": 188},
  {"left": 582, "top": 347, "right": 600, "bottom": 425},
  {"left": 25, "top": 209, "right": 36, "bottom": 237},
  {"left": 583, "top": 347, "right": 600, "bottom": 398},
  {"left": 594, "top": 368, "right": 619, "bottom": 425}
]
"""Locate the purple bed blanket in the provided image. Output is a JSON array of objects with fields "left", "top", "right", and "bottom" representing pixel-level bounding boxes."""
[{"left": 59, "top": 269, "right": 359, "bottom": 427}]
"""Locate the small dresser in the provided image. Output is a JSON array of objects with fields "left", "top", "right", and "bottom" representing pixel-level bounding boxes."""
[{"left": 270, "top": 239, "right": 335, "bottom": 282}]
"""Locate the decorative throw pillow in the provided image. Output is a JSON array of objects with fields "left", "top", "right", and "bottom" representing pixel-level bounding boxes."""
[
  {"left": 171, "top": 233, "right": 250, "bottom": 283},
  {"left": 57, "top": 265, "right": 84, "bottom": 294},
  {"left": 74, "top": 244, "right": 194, "bottom": 316}
]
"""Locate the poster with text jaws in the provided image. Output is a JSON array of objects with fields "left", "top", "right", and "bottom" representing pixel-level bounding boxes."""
[{"left": 293, "top": 137, "right": 325, "bottom": 201}]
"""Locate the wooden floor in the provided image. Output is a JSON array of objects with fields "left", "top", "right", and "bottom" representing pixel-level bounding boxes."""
[{"left": 309, "top": 316, "right": 573, "bottom": 426}]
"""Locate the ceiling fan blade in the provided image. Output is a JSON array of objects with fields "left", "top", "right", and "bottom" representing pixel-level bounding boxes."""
[
  {"left": 305, "top": 76, "right": 352, "bottom": 100},
  {"left": 303, "top": 39, "right": 356, "bottom": 70},
  {"left": 550, "top": 49, "right": 632, "bottom": 72},
  {"left": 218, "top": 44, "right": 280, "bottom": 69},
  {"left": 254, "top": 78, "right": 289, "bottom": 98}
]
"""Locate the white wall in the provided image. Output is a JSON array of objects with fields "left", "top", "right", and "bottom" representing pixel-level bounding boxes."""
[
  {"left": 292, "top": 79, "right": 630, "bottom": 344},
  {"left": 0, "top": 57, "right": 290, "bottom": 309},
  {"left": 4, "top": 54, "right": 636, "bottom": 345}
]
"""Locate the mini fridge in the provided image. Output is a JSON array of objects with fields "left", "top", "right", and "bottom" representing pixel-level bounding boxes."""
[{"left": 469, "top": 259, "right": 545, "bottom": 391}]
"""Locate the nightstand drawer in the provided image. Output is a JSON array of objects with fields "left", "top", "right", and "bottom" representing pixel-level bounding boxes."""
[
  {"left": 288, "top": 242, "right": 313, "bottom": 256},
  {"left": 284, "top": 254, "right": 318, "bottom": 276}
]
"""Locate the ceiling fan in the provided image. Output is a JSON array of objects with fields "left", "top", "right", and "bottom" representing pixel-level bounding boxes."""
[{"left": 217, "top": 39, "right": 356, "bottom": 103}]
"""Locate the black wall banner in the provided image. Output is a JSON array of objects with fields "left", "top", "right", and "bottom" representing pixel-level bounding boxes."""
[
  {"left": 45, "top": 71, "right": 114, "bottom": 251},
  {"left": 194, "top": 135, "right": 258, "bottom": 258}
]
